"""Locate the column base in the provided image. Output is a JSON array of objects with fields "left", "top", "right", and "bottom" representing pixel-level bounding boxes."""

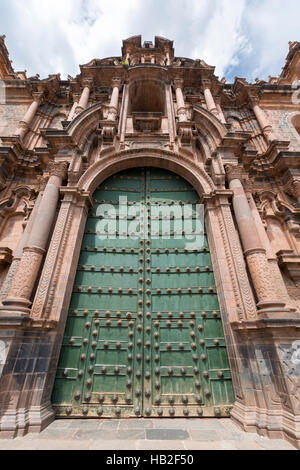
[
  {"left": 0, "top": 305, "right": 31, "bottom": 327},
  {"left": 257, "top": 303, "right": 300, "bottom": 320},
  {"left": 0, "top": 403, "right": 55, "bottom": 439},
  {"left": 257, "top": 300, "right": 286, "bottom": 310},
  {"left": 256, "top": 300, "right": 299, "bottom": 319},
  {"left": 231, "top": 401, "right": 300, "bottom": 449},
  {"left": 257, "top": 300, "right": 300, "bottom": 320}
]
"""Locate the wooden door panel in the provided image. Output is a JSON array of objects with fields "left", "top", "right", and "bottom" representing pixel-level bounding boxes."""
[{"left": 52, "top": 168, "right": 234, "bottom": 418}]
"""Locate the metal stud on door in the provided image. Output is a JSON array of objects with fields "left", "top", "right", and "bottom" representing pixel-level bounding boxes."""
[
  {"left": 144, "top": 168, "right": 234, "bottom": 417},
  {"left": 52, "top": 168, "right": 234, "bottom": 418}
]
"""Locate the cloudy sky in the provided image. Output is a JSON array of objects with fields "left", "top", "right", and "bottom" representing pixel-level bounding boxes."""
[{"left": 0, "top": 0, "right": 299, "bottom": 82}]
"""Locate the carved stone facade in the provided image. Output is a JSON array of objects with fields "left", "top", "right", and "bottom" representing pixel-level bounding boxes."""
[{"left": 0, "top": 35, "right": 299, "bottom": 447}]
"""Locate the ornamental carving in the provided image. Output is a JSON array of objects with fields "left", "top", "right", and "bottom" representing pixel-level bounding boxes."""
[
  {"left": 246, "top": 251, "right": 277, "bottom": 303},
  {"left": 0, "top": 258, "right": 19, "bottom": 302},
  {"left": 220, "top": 204, "right": 257, "bottom": 320},
  {"left": 285, "top": 180, "right": 300, "bottom": 201},
  {"left": 6, "top": 248, "right": 43, "bottom": 301},
  {"left": 111, "top": 78, "right": 122, "bottom": 90},
  {"left": 36, "top": 174, "right": 50, "bottom": 192},
  {"left": 277, "top": 344, "right": 300, "bottom": 413},
  {"left": 225, "top": 164, "right": 243, "bottom": 183},
  {"left": 82, "top": 78, "right": 94, "bottom": 90},
  {"left": 268, "top": 259, "right": 295, "bottom": 309},
  {"left": 47, "top": 161, "right": 68, "bottom": 179},
  {"left": 173, "top": 78, "right": 184, "bottom": 90},
  {"left": 1, "top": 34, "right": 300, "bottom": 446},
  {"left": 177, "top": 125, "right": 193, "bottom": 145},
  {"left": 31, "top": 204, "right": 72, "bottom": 320},
  {"left": 100, "top": 124, "right": 117, "bottom": 144}
]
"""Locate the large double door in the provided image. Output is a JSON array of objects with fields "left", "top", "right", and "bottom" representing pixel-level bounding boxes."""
[{"left": 52, "top": 168, "right": 234, "bottom": 418}]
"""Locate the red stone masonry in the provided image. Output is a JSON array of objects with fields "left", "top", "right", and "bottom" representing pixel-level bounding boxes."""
[{"left": 0, "top": 35, "right": 299, "bottom": 447}]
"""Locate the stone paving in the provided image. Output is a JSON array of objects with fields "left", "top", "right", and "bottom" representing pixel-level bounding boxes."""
[{"left": 0, "top": 418, "right": 296, "bottom": 450}]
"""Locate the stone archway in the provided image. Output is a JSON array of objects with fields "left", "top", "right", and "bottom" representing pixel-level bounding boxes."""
[
  {"left": 0, "top": 145, "right": 264, "bottom": 439},
  {"left": 78, "top": 148, "right": 215, "bottom": 196},
  {"left": 51, "top": 165, "right": 235, "bottom": 418},
  {"left": 23, "top": 148, "right": 258, "bottom": 427}
]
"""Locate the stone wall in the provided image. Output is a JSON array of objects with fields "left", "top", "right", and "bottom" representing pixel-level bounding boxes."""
[{"left": 0, "top": 104, "right": 28, "bottom": 136}]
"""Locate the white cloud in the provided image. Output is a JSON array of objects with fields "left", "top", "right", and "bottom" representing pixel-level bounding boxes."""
[
  {"left": 0, "top": 0, "right": 299, "bottom": 81},
  {"left": 189, "top": 0, "right": 250, "bottom": 77},
  {"left": 242, "top": 0, "right": 300, "bottom": 80},
  {"left": 0, "top": 0, "right": 142, "bottom": 77}
]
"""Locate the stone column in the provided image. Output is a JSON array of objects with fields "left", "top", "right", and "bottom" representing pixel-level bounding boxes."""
[
  {"left": 250, "top": 97, "right": 275, "bottom": 142},
  {"left": 107, "top": 78, "right": 122, "bottom": 121},
  {"left": 74, "top": 80, "right": 93, "bottom": 116},
  {"left": 226, "top": 165, "right": 285, "bottom": 312},
  {"left": 15, "top": 92, "right": 43, "bottom": 140},
  {"left": 67, "top": 93, "right": 81, "bottom": 121},
  {"left": 244, "top": 182, "right": 297, "bottom": 311},
  {"left": 173, "top": 79, "right": 188, "bottom": 122},
  {"left": 0, "top": 192, "right": 43, "bottom": 303},
  {"left": 1, "top": 162, "right": 68, "bottom": 315},
  {"left": 203, "top": 81, "right": 218, "bottom": 117},
  {"left": 215, "top": 98, "right": 226, "bottom": 124}
]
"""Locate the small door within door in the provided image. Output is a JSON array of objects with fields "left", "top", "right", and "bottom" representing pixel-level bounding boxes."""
[{"left": 52, "top": 168, "right": 234, "bottom": 418}]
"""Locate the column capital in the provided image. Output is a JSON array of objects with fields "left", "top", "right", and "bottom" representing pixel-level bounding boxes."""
[
  {"left": 225, "top": 164, "right": 243, "bottom": 183},
  {"left": 82, "top": 78, "right": 93, "bottom": 90},
  {"left": 47, "top": 161, "right": 68, "bottom": 179},
  {"left": 202, "top": 78, "right": 212, "bottom": 90},
  {"left": 111, "top": 78, "right": 122, "bottom": 90},
  {"left": 32, "top": 91, "right": 44, "bottom": 104},
  {"left": 72, "top": 92, "right": 82, "bottom": 102},
  {"left": 173, "top": 78, "right": 184, "bottom": 90},
  {"left": 248, "top": 94, "right": 260, "bottom": 107}
]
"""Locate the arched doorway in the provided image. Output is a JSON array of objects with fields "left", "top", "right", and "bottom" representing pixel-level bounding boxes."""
[{"left": 52, "top": 167, "right": 234, "bottom": 418}]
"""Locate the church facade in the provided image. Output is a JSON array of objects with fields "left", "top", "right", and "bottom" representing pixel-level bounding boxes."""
[{"left": 0, "top": 35, "right": 300, "bottom": 447}]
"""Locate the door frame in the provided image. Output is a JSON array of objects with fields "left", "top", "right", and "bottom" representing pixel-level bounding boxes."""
[
  {"left": 51, "top": 165, "right": 235, "bottom": 418},
  {"left": 29, "top": 148, "right": 257, "bottom": 423}
]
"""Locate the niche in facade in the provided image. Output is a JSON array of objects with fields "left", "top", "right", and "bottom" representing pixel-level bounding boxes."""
[{"left": 129, "top": 79, "right": 166, "bottom": 132}]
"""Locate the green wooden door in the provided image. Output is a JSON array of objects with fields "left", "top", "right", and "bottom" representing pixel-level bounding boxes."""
[{"left": 52, "top": 168, "right": 234, "bottom": 418}]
